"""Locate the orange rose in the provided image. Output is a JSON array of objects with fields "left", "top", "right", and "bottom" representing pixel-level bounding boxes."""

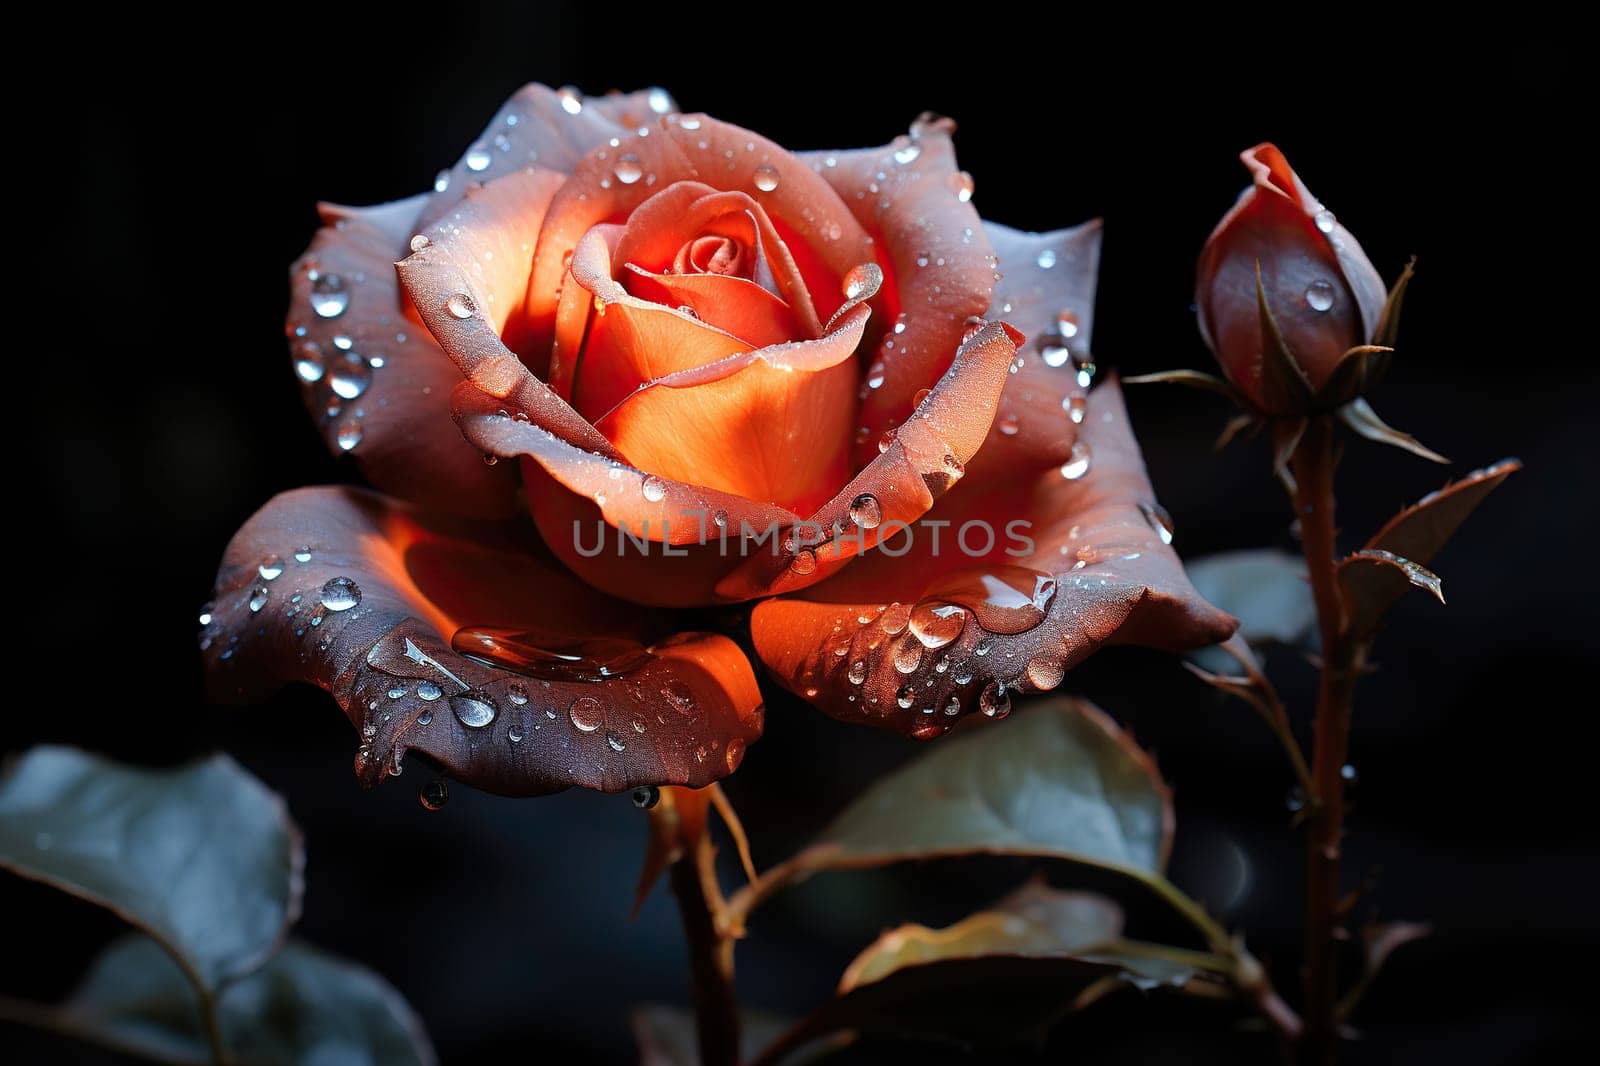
[{"left": 202, "top": 85, "right": 1233, "bottom": 797}]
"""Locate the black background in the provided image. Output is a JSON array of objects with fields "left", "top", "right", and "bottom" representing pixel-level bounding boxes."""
[{"left": 8, "top": 15, "right": 1595, "bottom": 1065}]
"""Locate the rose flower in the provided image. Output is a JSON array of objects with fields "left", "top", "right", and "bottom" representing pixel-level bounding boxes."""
[{"left": 201, "top": 84, "right": 1233, "bottom": 797}]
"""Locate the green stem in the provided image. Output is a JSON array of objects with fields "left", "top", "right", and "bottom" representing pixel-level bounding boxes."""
[
  {"left": 669, "top": 837, "right": 741, "bottom": 1066},
  {"left": 1291, "top": 416, "right": 1358, "bottom": 1065}
]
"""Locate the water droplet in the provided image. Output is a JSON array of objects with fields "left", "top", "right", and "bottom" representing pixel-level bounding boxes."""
[
  {"left": 614, "top": 153, "right": 643, "bottom": 184},
  {"left": 713, "top": 509, "right": 728, "bottom": 529},
  {"left": 409, "top": 233, "right": 431, "bottom": 253},
  {"left": 979, "top": 680, "right": 1011, "bottom": 719},
  {"left": 725, "top": 737, "right": 746, "bottom": 772},
  {"left": 1036, "top": 248, "right": 1057, "bottom": 270},
  {"left": 896, "top": 684, "right": 916, "bottom": 709},
  {"left": 508, "top": 722, "right": 524, "bottom": 743},
  {"left": 790, "top": 549, "right": 817, "bottom": 575},
  {"left": 1073, "top": 354, "right": 1097, "bottom": 389},
  {"left": 1060, "top": 440, "right": 1092, "bottom": 480},
  {"left": 1026, "top": 656, "right": 1065, "bottom": 690},
  {"left": 258, "top": 555, "right": 285, "bottom": 581},
  {"left": 949, "top": 170, "right": 974, "bottom": 202},
  {"left": 998, "top": 414, "right": 1021, "bottom": 436},
  {"left": 416, "top": 681, "right": 443, "bottom": 702},
  {"left": 1286, "top": 786, "right": 1307, "bottom": 813},
  {"left": 433, "top": 170, "right": 450, "bottom": 193},
  {"left": 329, "top": 352, "right": 371, "bottom": 400},
  {"left": 909, "top": 602, "right": 967, "bottom": 649},
  {"left": 1055, "top": 310, "right": 1080, "bottom": 339},
  {"left": 878, "top": 429, "right": 896, "bottom": 454},
  {"left": 1139, "top": 502, "right": 1175, "bottom": 545},
  {"left": 451, "top": 627, "right": 653, "bottom": 682},
  {"left": 974, "top": 639, "right": 992, "bottom": 657},
  {"left": 1305, "top": 280, "right": 1335, "bottom": 312},
  {"left": 880, "top": 602, "right": 911, "bottom": 635},
  {"left": 310, "top": 272, "right": 349, "bottom": 318},
  {"left": 1039, "top": 332, "right": 1072, "bottom": 368},
  {"left": 569, "top": 696, "right": 603, "bottom": 733},
  {"left": 319, "top": 576, "right": 361, "bottom": 611},
  {"left": 1314, "top": 208, "right": 1337, "bottom": 234},
  {"left": 420, "top": 777, "right": 449, "bottom": 811},
  {"left": 1064, "top": 395, "right": 1088, "bottom": 424},
  {"left": 679, "top": 116, "right": 702, "bottom": 130},
  {"left": 248, "top": 585, "right": 270, "bottom": 612},
  {"left": 632, "top": 785, "right": 661, "bottom": 809},
  {"left": 847, "top": 659, "right": 867, "bottom": 685},
  {"left": 641, "top": 474, "right": 667, "bottom": 502},
  {"left": 294, "top": 546, "right": 313, "bottom": 563},
  {"left": 1341, "top": 763, "right": 1359, "bottom": 784},
  {"left": 450, "top": 690, "right": 497, "bottom": 728},
  {"left": 606, "top": 732, "right": 626, "bottom": 752},
  {"left": 924, "top": 566, "right": 1056, "bottom": 634},
  {"left": 753, "top": 163, "right": 780, "bottom": 192},
  {"left": 842, "top": 262, "right": 880, "bottom": 300},
  {"left": 294, "top": 342, "right": 326, "bottom": 383},
  {"left": 507, "top": 683, "right": 528, "bottom": 706},
  {"left": 335, "top": 417, "right": 364, "bottom": 453},
  {"left": 646, "top": 87, "right": 673, "bottom": 114},
  {"left": 465, "top": 144, "right": 492, "bottom": 172},
  {"left": 893, "top": 637, "right": 923, "bottom": 674},
  {"left": 943, "top": 695, "right": 962, "bottom": 717},
  {"left": 893, "top": 143, "right": 921, "bottom": 165},
  {"left": 198, "top": 604, "right": 214, "bottom": 626},
  {"left": 849, "top": 493, "right": 882, "bottom": 529},
  {"left": 387, "top": 684, "right": 406, "bottom": 700},
  {"left": 558, "top": 86, "right": 583, "bottom": 114},
  {"left": 446, "top": 292, "right": 476, "bottom": 319}
]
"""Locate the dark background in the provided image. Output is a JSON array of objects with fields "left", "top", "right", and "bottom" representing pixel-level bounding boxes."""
[{"left": 8, "top": 16, "right": 1595, "bottom": 1065}]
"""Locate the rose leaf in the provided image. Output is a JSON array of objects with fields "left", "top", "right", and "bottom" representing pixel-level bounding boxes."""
[
  {"left": 0, "top": 747, "right": 304, "bottom": 994},
  {"left": 0, "top": 934, "right": 435, "bottom": 1066},
  {"left": 1183, "top": 549, "right": 1315, "bottom": 673}
]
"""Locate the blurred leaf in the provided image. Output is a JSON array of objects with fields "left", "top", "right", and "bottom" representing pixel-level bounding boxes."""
[
  {"left": 752, "top": 882, "right": 1207, "bottom": 1060},
  {"left": 1339, "top": 921, "right": 1432, "bottom": 1022},
  {"left": 1367, "top": 459, "right": 1520, "bottom": 565},
  {"left": 632, "top": 1004, "right": 801, "bottom": 1066},
  {"left": 0, "top": 747, "right": 303, "bottom": 992},
  {"left": 1338, "top": 398, "right": 1448, "bottom": 464},
  {"left": 1338, "top": 549, "right": 1444, "bottom": 638},
  {"left": 0, "top": 934, "right": 435, "bottom": 1066},
  {"left": 1185, "top": 550, "right": 1314, "bottom": 673},
  {"left": 727, "top": 700, "right": 1174, "bottom": 927}
]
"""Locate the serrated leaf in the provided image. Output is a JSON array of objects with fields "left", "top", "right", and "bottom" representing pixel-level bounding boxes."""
[
  {"left": 1338, "top": 549, "right": 1444, "bottom": 637},
  {"left": 757, "top": 882, "right": 1205, "bottom": 1059},
  {"left": 1184, "top": 550, "right": 1315, "bottom": 673},
  {"left": 1367, "top": 459, "right": 1521, "bottom": 565},
  {"left": 0, "top": 747, "right": 303, "bottom": 992},
  {"left": 1339, "top": 397, "right": 1448, "bottom": 464},
  {"left": 0, "top": 934, "right": 434, "bottom": 1066},
  {"left": 726, "top": 700, "right": 1174, "bottom": 928}
]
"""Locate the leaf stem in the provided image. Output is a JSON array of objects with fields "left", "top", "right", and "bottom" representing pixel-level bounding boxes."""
[
  {"left": 669, "top": 832, "right": 741, "bottom": 1066},
  {"left": 1290, "top": 415, "right": 1358, "bottom": 1064}
]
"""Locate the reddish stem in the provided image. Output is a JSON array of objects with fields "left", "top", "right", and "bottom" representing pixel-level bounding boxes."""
[
  {"left": 1290, "top": 416, "right": 1358, "bottom": 1065},
  {"left": 670, "top": 836, "right": 741, "bottom": 1066}
]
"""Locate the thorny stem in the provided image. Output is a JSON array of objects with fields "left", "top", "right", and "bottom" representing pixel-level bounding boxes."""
[
  {"left": 670, "top": 831, "right": 741, "bottom": 1066},
  {"left": 1290, "top": 416, "right": 1359, "bottom": 1064}
]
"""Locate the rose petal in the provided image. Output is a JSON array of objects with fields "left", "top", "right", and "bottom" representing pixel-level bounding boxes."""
[
  {"left": 289, "top": 197, "right": 517, "bottom": 519},
  {"left": 803, "top": 117, "right": 999, "bottom": 468},
  {"left": 421, "top": 85, "right": 669, "bottom": 225},
  {"left": 202, "top": 487, "right": 763, "bottom": 795},
  {"left": 594, "top": 303, "right": 869, "bottom": 516},
  {"left": 972, "top": 220, "right": 1103, "bottom": 477},
  {"left": 396, "top": 173, "right": 620, "bottom": 459},
  {"left": 525, "top": 114, "right": 875, "bottom": 349},
  {"left": 455, "top": 384, "right": 809, "bottom": 606},
  {"left": 716, "top": 321, "right": 1025, "bottom": 600},
  {"left": 623, "top": 267, "right": 803, "bottom": 348},
  {"left": 750, "top": 378, "right": 1235, "bottom": 737}
]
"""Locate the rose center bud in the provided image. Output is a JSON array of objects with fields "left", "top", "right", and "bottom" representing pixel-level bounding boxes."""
[{"left": 673, "top": 234, "right": 750, "bottom": 279}]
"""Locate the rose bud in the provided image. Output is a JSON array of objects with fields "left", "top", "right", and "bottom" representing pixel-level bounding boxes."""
[{"left": 1195, "top": 144, "right": 1391, "bottom": 414}]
